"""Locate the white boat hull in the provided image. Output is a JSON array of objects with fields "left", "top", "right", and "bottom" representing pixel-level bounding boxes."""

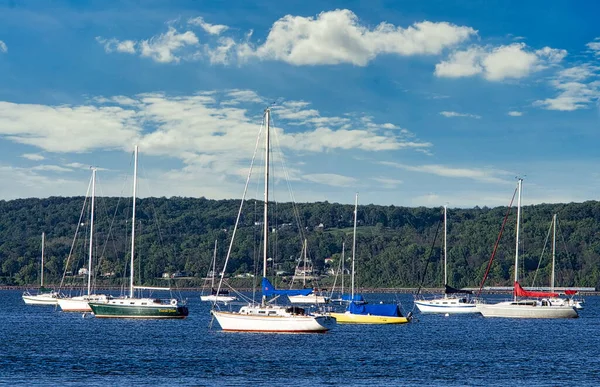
[
  {"left": 476, "top": 300, "right": 578, "bottom": 318},
  {"left": 414, "top": 298, "right": 479, "bottom": 314},
  {"left": 212, "top": 306, "right": 335, "bottom": 333},
  {"left": 58, "top": 294, "right": 108, "bottom": 312},
  {"left": 288, "top": 294, "right": 330, "bottom": 304},
  {"left": 200, "top": 295, "right": 237, "bottom": 303},
  {"left": 22, "top": 293, "right": 60, "bottom": 306}
]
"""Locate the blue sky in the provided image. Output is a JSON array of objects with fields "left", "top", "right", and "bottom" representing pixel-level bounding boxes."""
[{"left": 0, "top": 0, "right": 598, "bottom": 208}]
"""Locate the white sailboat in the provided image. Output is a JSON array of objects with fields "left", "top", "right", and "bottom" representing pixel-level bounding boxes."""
[
  {"left": 288, "top": 239, "right": 330, "bottom": 304},
  {"left": 211, "top": 108, "right": 335, "bottom": 333},
  {"left": 200, "top": 240, "right": 236, "bottom": 303},
  {"left": 22, "top": 232, "right": 62, "bottom": 305},
  {"left": 58, "top": 168, "right": 109, "bottom": 312},
  {"left": 414, "top": 205, "right": 479, "bottom": 314},
  {"left": 544, "top": 214, "right": 584, "bottom": 310},
  {"left": 476, "top": 179, "right": 578, "bottom": 318},
  {"left": 89, "top": 146, "right": 188, "bottom": 319}
]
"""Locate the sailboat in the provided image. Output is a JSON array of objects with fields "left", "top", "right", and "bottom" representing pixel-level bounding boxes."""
[
  {"left": 414, "top": 205, "right": 479, "bottom": 314},
  {"left": 200, "top": 240, "right": 236, "bottom": 303},
  {"left": 330, "top": 193, "right": 411, "bottom": 324},
  {"left": 57, "top": 168, "right": 109, "bottom": 312},
  {"left": 476, "top": 179, "right": 578, "bottom": 318},
  {"left": 89, "top": 146, "right": 189, "bottom": 319},
  {"left": 543, "top": 214, "right": 584, "bottom": 310},
  {"left": 22, "top": 232, "right": 62, "bottom": 305},
  {"left": 211, "top": 108, "right": 335, "bottom": 333},
  {"left": 287, "top": 239, "right": 330, "bottom": 304}
]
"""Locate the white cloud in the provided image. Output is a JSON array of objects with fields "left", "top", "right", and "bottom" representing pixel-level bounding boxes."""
[
  {"left": 0, "top": 40, "right": 6, "bottom": 53},
  {"left": 304, "top": 173, "right": 356, "bottom": 187},
  {"left": 507, "top": 111, "right": 523, "bottom": 116},
  {"left": 534, "top": 65, "right": 600, "bottom": 111},
  {"left": 440, "top": 111, "right": 481, "bottom": 119},
  {"left": 586, "top": 39, "right": 600, "bottom": 55},
  {"left": 31, "top": 164, "right": 73, "bottom": 173},
  {"left": 21, "top": 153, "right": 45, "bottom": 161},
  {"left": 96, "top": 37, "right": 137, "bottom": 54},
  {"left": 0, "top": 101, "right": 141, "bottom": 152},
  {"left": 0, "top": 91, "right": 430, "bottom": 190},
  {"left": 139, "top": 27, "right": 199, "bottom": 63},
  {"left": 371, "top": 177, "right": 403, "bottom": 188},
  {"left": 97, "top": 27, "right": 199, "bottom": 63},
  {"left": 238, "top": 9, "right": 476, "bottom": 66},
  {"left": 380, "top": 161, "right": 511, "bottom": 184},
  {"left": 188, "top": 17, "right": 229, "bottom": 35},
  {"left": 435, "top": 43, "right": 567, "bottom": 81}
]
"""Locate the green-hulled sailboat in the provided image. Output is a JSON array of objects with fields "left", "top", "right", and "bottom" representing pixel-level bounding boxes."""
[{"left": 89, "top": 146, "right": 188, "bottom": 319}]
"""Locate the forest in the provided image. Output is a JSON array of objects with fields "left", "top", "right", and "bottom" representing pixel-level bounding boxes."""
[{"left": 1, "top": 194, "right": 600, "bottom": 291}]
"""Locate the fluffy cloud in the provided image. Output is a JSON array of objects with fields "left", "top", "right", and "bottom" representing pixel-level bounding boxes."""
[
  {"left": 507, "top": 111, "right": 523, "bottom": 116},
  {"left": 96, "top": 27, "right": 199, "bottom": 63},
  {"left": 435, "top": 43, "right": 567, "bottom": 81},
  {"left": 97, "top": 10, "right": 475, "bottom": 66},
  {"left": 440, "top": 111, "right": 481, "bottom": 119},
  {"left": 0, "top": 102, "right": 141, "bottom": 152},
  {"left": 0, "top": 40, "right": 6, "bottom": 53},
  {"left": 586, "top": 38, "right": 600, "bottom": 55},
  {"left": 188, "top": 17, "right": 229, "bottom": 35},
  {"left": 21, "top": 153, "right": 45, "bottom": 161},
  {"left": 534, "top": 65, "right": 600, "bottom": 111},
  {"left": 0, "top": 91, "right": 430, "bottom": 189},
  {"left": 240, "top": 9, "right": 476, "bottom": 66}
]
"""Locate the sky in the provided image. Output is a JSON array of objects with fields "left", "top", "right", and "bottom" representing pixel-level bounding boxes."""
[{"left": 0, "top": 0, "right": 598, "bottom": 208}]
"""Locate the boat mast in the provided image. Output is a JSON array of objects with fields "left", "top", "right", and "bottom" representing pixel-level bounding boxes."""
[
  {"left": 303, "top": 239, "right": 307, "bottom": 287},
  {"left": 443, "top": 204, "right": 447, "bottom": 289},
  {"left": 87, "top": 168, "right": 96, "bottom": 296},
  {"left": 212, "top": 239, "right": 218, "bottom": 289},
  {"left": 351, "top": 193, "right": 358, "bottom": 300},
  {"left": 130, "top": 146, "right": 138, "bottom": 298},
  {"left": 551, "top": 213, "right": 557, "bottom": 293},
  {"left": 514, "top": 178, "right": 523, "bottom": 301},
  {"left": 262, "top": 109, "right": 270, "bottom": 305},
  {"left": 40, "top": 232, "right": 45, "bottom": 288},
  {"left": 341, "top": 242, "right": 345, "bottom": 297}
]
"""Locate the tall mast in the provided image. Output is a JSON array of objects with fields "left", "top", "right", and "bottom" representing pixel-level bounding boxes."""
[
  {"left": 514, "top": 178, "right": 523, "bottom": 301},
  {"left": 130, "top": 146, "right": 138, "bottom": 298},
  {"left": 212, "top": 239, "right": 218, "bottom": 289},
  {"left": 443, "top": 204, "right": 447, "bottom": 288},
  {"left": 87, "top": 168, "right": 96, "bottom": 296},
  {"left": 40, "top": 232, "right": 45, "bottom": 288},
  {"left": 351, "top": 193, "right": 358, "bottom": 299},
  {"left": 341, "top": 242, "right": 345, "bottom": 296},
  {"left": 303, "top": 239, "right": 307, "bottom": 287},
  {"left": 262, "top": 109, "right": 270, "bottom": 304},
  {"left": 551, "top": 213, "right": 557, "bottom": 292}
]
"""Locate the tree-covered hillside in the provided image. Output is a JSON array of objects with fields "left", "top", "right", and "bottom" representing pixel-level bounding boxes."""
[{"left": 1, "top": 196, "right": 599, "bottom": 290}]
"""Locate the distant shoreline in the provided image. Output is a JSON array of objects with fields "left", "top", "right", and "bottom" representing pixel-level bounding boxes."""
[{"left": 6, "top": 285, "right": 599, "bottom": 295}]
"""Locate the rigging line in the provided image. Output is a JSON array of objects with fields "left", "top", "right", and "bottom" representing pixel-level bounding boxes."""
[
  {"left": 59, "top": 175, "right": 93, "bottom": 290},
  {"left": 531, "top": 218, "right": 553, "bottom": 287},
  {"left": 414, "top": 211, "right": 444, "bottom": 299},
  {"left": 476, "top": 187, "right": 517, "bottom": 297},
  {"left": 212, "top": 114, "right": 265, "bottom": 311}
]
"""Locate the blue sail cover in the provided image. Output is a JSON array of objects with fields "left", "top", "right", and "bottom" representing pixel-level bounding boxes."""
[
  {"left": 347, "top": 302, "right": 401, "bottom": 317},
  {"left": 261, "top": 278, "right": 313, "bottom": 298}
]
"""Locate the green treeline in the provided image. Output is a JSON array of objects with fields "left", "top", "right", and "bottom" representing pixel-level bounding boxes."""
[{"left": 1, "top": 196, "right": 599, "bottom": 290}]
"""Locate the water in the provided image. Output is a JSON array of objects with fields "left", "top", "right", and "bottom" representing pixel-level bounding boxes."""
[{"left": 1, "top": 290, "right": 598, "bottom": 386}]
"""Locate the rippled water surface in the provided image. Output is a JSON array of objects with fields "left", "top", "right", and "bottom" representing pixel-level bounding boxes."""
[{"left": 1, "top": 290, "right": 598, "bottom": 386}]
